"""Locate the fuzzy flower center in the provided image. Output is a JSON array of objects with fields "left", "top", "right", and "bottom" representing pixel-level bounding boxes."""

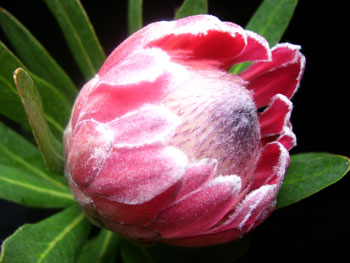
[{"left": 164, "top": 70, "right": 261, "bottom": 186}]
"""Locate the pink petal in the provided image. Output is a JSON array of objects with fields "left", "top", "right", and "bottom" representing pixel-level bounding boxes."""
[
  {"left": 163, "top": 228, "right": 243, "bottom": 247},
  {"left": 277, "top": 126, "right": 297, "bottom": 150},
  {"left": 259, "top": 94, "right": 292, "bottom": 136},
  {"left": 240, "top": 43, "right": 305, "bottom": 107},
  {"left": 148, "top": 175, "right": 241, "bottom": 238},
  {"left": 86, "top": 146, "right": 187, "bottom": 205},
  {"left": 99, "top": 217, "right": 160, "bottom": 243},
  {"left": 67, "top": 172, "right": 101, "bottom": 227},
  {"left": 250, "top": 142, "right": 290, "bottom": 191},
  {"left": 147, "top": 21, "right": 246, "bottom": 70},
  {"left": 261, "top": 125, "right": 296, "bottom": 151},
  {"left": 208, "top": 184, "right": 277, "bottom": 234},
  {"left": 164, "top": 184, "right": 277, "bottom": 247},
  {"left": 78, "top": 77, "right": 170, "bottom": 123},
  {"left": 107, "top": 105, "right": 180, "bottom": 148},
  {"left": 80, "top": 50, "right": 172, "bottom": 123},
  {"left": 99, "top": 15, "right": 248, "bottom": 75},
  {"left": 70, "top": 76, "right": 99, "bottom": 129},
  {"left": 229, "top": 30, "right": 271, "bottom": 65},
  {"left": 175, "top": 159, "right": 217, "bottom": 201},
  {"left": 240, "top": 43, "right": 302, "bottom": 80},
  {"left": 67, "top": 120, "right": 113, "bottom": 187},
  {"left": 91, "top": 181, "right": 182, "bottom": 226}
]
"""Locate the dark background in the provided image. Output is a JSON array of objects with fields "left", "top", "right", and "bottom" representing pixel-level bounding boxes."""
[{"left": 0, "top": 0, "right": 349, "bottom": 262}]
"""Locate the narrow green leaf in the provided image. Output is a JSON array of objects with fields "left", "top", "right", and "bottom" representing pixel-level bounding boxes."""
[
  {"left": 0, "top": 42, "right": 70, "bottom": 139},
  {"left": 0, "top": 41, "right": 30, "bottom": 127},
  {"left": 77, "top": 230, "right": 120, "bottom": 263},
  {"left": 0, "top": 8, "right": 77, "bottom": 104},
  {"left": 14, "top": 68, "right": 64, "bottom": 174},
  {"left": 128, "top": 0, "right": 143, "bottom": 35},
  {"left": 0, "top": 122, "right": 68, "bottom": 188},
  {"left": 0, "top": 164, "right": 74, "bottom": 208},
  {"left": 0, "top": 205, "right": 91, "bottom": 263},
  {"left": 276, "top": 153, "right": 350, "bottom": 209},
  {"left": 44, "top": 0, "right": 106, "bottom": 79},
  {"left": 121, "top": 240, "right": 155, "bottom": 263},
  {"left": 246, "top": 0, "right": 298, "bottom": 47},
  {"left": 175, "top": 0, "right": 208, "bottom": 19},
  {"left": 231, "top": 0, "right": 298, "bottom": 74}
]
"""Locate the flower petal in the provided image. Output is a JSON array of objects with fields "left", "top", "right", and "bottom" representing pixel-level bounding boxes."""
[
  {"left": 250, "top": 142, "right": 290, "bottom": 191},
  {"left": 91, "top": 181, "right": 182, "bottom": 226},
  {"left": 70, "top": 76, "right": 99, "bottom": 129},
  {"left": 107, "top": 104, "right": 180, "bottom": 148},
  {"left": 259, "top": 94, "right": 293, "bottom": 136},
  {"left": 80, "top": 50, "right": 173, "bottom": 123},
  {"left": 146, "top": 18, "right": 246, "bottom": 70},
  {"left": 164, "top": 184, "right": 277, "bottom": 247},
  {"left": 86, "top": 146, "right": 187, "bottom": 204},
  {"left": 175, "top": 159, "right": 217, "bottom": 201},
  {"left": 67, "top": 120, "right": 113, "bottom": 187},
  {"left": 148, "top": 175, "right": 241, "bottom": 238},
  {"left": 240, "top": 43, "right": 305, "bottom": 107},
  {"left": 99, "top": 217, "right": 161, "bottom": 243},
  {"left": 229, "top": 30, "right": 271, "bottom": 65}
]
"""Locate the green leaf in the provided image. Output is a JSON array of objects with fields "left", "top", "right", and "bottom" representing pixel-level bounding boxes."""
[
  {"left": 77, "top": 229, "right": 120, "bottom": 263},
  {"left": 175, "top": 0, "right": 208, "bottom": 19},
  {"left": 246, "top": 0, "right": 298, "bottom": 47},
  {"left": 14, "top": 68, "right": 64, "bottom": 174},
  {"left": 0, "top": 8, "right": 77, "bottom": 104},
  {"left": 0, "top": 122, "right": 67, "bottom": 188},
  {"left": 128, "top": 0, "right": 143, "bottom": 35},
  {"left": 0, "top": 42, "right": 71, "bottom": 139},
  {"left": 147, "top": 237, "right": 250, "bottom": 263},
  {"left": 121, "top": 240, "right": 155, "bottom": 263},
  {"left": 231, "top": 0, "right": 298, "bottom": 74},
  {"left": 44, "top": 0, "right": 105, "bottom": 80},
  {"left": 0, "top": 41, "right": 31, "bottom": 127},
  {"left": 0, "top": 164, "right": 74, "bottom": 208},
  {"left": 276, "top": 153, "right": 350, "bottom": 209},
  {"left": 0, "top": 205, "right": 91, "bottom": 263}
]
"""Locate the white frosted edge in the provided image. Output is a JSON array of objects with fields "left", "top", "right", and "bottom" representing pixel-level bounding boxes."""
[
  {"left": 271, "top": 43, "right": 303, "bottom": 68},
  {"left": 108, "top": 104, "right": 182, "bottom": 149},
  {"left": 121, "top": 146, "right": 188, "bottom": 205},
  {"left": 197, "top": 158, "right": 218, "bottom": 175},
  {"left": 147, "top": 15, "right": 247, "bottom": 47},
  {"left": 207, "top": 184, "right": 276, "bottom": 233},
  {"left": 245, "top": 30, "right": 272, "bottom": 62},
  {"left": 173, "top": 173, "right": 242, "bottom": 206},
  {"left": 237, "top": 184, "right": 276, "bottom": 229},
  {"left": 208, "top": 175, "right": 242, "bottom": 194},
  {"left": 273, "top": 94, "right": 293, "bottom": 126},
  {"left": 265, "top": 43, "right": 305, "bottom": 98},
  {"left": 273, "top": 142, "right": 290, "bottom": 189},
  {"left": 258, "top": 141, "right": 289, "bottom": 188},
  {"left": 100, "top": 48, "right": 171, "bottom": 85},
  {"left": 260, "top": 94, "right": 293, "bottom": 137},
  {"left": 279, "top": 125, "right": 297, "bottom": 147}
]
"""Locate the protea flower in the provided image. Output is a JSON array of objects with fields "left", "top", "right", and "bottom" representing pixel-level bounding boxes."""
[{"left": 64, "top": 15, "right": 305, "bottom": 247}]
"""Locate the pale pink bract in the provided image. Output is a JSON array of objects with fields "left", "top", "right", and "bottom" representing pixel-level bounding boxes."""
[{"left": 64, "top": 15, "right": 305, "bottom": 247}]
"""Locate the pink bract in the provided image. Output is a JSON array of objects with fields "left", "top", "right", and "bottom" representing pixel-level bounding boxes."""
[{"left": 64, "top": 15, "right": 305, "bottom": 247}]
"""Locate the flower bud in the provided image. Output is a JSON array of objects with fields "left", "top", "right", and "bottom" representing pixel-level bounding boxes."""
[{"left": 64, "top": 15, "right": 305, "bottom": 247}]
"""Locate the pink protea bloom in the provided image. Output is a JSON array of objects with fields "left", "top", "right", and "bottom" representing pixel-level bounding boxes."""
[{"left": 64, "top": 15, "right": 305, "bottom": 247}]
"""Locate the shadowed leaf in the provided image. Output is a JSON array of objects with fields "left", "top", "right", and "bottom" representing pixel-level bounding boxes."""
[
  {"left": 44, "top": 0, "right": 105, "bottom": 79},
  {"left": 0, "top": 8, "right": 77, "bottom": 104},
  {"left": 14, "top": 68, "right": 64, "bottom": 174},
  {"left": 0, "top": 206, "right": 91, "bottom": 263}
]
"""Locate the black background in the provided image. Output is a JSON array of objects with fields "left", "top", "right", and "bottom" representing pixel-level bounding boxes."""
[{"left": 0, "top": 0, "right": 349, "bottom": 262}]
